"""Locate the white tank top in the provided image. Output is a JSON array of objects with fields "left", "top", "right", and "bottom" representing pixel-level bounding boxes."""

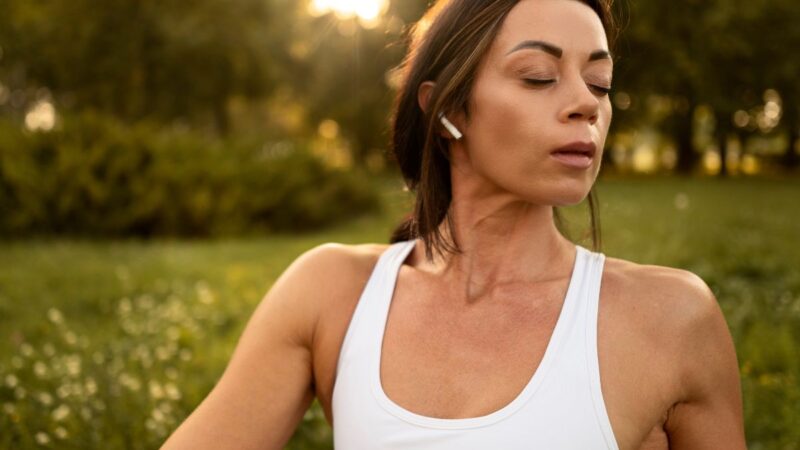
[{"left": 332, "top": 239, "right": 619, "bottom": 450}]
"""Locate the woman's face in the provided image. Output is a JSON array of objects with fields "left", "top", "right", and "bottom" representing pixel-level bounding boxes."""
[{"left": 454, "top": 0, "right": 613, "bottom": 206}]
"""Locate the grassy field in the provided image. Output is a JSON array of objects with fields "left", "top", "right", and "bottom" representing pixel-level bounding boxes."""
[{"left": 0, "top": 175, "right": 798, "bottom": 449}]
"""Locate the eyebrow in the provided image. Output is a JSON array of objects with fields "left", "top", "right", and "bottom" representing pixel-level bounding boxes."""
[{"left": 506, "top": 40, "right": 612, "bottom": 62}]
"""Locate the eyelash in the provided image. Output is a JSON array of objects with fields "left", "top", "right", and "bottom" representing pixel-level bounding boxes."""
[{"left": 523, "top": 79, "right": 612, "bottom": 96}]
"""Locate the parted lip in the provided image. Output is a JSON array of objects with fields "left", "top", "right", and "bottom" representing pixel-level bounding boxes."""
[{"left": 551, "top": 141, "right": 597, "bottom": 157}]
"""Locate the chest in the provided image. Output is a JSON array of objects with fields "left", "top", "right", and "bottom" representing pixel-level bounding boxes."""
[
  {"left": 314, "top": 273, "right": 680, "bottom": 450},
  {"left": 378, "top": 282, "right": 569, "bottom": 418}
]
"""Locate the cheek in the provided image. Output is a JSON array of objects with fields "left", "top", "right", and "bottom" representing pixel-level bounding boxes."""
[
  {"left": 467, "top": 82, "right": 551, "bottom": 167},
  {"left": 471, "top": 82, "right": 517, "bottom": 137},
  {"left": 600, "top": 102, "right": 613, "bottom": 134}
]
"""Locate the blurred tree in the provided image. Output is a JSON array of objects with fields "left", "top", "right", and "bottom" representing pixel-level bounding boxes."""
[
  {"left": 757, "top": 0, "right": 800, "bottom": 171},
  {"left": 0, "top": 0, "right": 292, "bottom": 134},
  {"left": 613, "top": 0, "right": 800, "bottom": 175},
  {"left": 702, "top": 0, "right": 761, "bottom": 177},
  {"left": 288, "top": 16, "right": 400, "bottom": 165},
  {"left": 2, "top": 0, "right": 799, "bottom": 173},
  {"left": 283, "top": 1, "right": 427, "bottom": 167},
  {"left": 614, "top": 0, "right": 712, "bottom": 175}
]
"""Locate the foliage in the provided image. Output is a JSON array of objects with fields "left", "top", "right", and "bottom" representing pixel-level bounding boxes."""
[
  {"left": 609, "top": 0, "right": 800, "bottom": 173},
  {"left": 0, "top": 0, "right": 289, "bottom": 133},
  {"left": 0, "top": 113, "right": 380, "bottom": 238},
  {"left": 2, "top": 0, "right": 800, "bottom": 172},
  {"left": 0, "top": 177, "right": 798, "bottom": 449}
]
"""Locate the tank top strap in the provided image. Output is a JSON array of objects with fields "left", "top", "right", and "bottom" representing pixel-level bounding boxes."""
[
  {"left": 364, "top": 239, "right": 416, "bottom": 356},
  {"left": 335, "top": 240, "right": 416, "bottom": 375},
  {"left": 580, "top": 247, "right": 617, "bottom": 450}
]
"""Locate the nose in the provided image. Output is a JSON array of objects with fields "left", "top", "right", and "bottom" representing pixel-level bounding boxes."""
[{"left": 558, "top": 77, "right": 600, "bottom": 125}]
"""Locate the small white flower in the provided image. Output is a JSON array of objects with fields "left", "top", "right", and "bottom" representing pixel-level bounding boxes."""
[
  {"left": 47, "top": 308, "right": 64, "bottom": 324},
  {"left": 196, "top": 283, "right": 215, "bottom": 304},
  {"left": 65, "top": 354, "right": 81, "bottom": 376},
  {"left": 158, "top": 402, "right": 173, "bottom": 414},
  {"left": 85, "top": 377, "right": 98, "bottom": 396},
  {"left": 164, "top": 382, "right": 181, "bottom": 400},
  {"left": 52, "top": 404, "right": 70, "bottom": 421},
  {"left": 64, "top": 331, "right": 77, "bottom": 346},
  {"left": 151, "top": 407, "right": 165, "bottom": 422},
  {"left": 20, "top": 343, "right": 34, "bottom": 358},
  {"left": 4, "top": 374, "right": 18, "bottom": 388},
  {"left": 148, "top": 380, "right": 164, "bottom": 400},
  {"left": 37, "top": 392, "right": 53, "bottom": 406},
  {"left": 33, "top": 361, "right": 48, "bottom": 378},
  {"left": 119, "top": 373, "right": 141, "bottom": 392},
  {"left": 56, "top": 384, "right": 71, "bottom": 399},
  {"left": 118, "top": 298, "right": 132, "bottom": 315},
  {"left": 34, "top": 432, "right": 50, "bottom": 445},
  {"left": 54, "top": 426, "right": 68, "bottom": 439}
]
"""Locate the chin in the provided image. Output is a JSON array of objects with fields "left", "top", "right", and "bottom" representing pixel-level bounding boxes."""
[
  {"left": 547, "top": 186, "right": 592, "bottom": 207},
  {"left": 497, "top": 174, "right": 593, "bottom": 207}
]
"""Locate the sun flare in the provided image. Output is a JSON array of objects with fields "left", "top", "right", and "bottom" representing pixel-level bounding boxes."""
[{"left": 308, "top": 0, "right": 389, "bottom": 22}]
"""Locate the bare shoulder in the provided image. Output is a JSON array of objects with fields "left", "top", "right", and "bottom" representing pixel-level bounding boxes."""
[
  {"left": 293, "top": 241, "right": 390, "bottom": 294},
  {"left": 601, "top": 255, "right": 728, "bottom": 363},
  {"left": 280, "top": 241, "right": 391, "bottom": 327},
  {"left": 602, "top": 255, "right": 717, "bottom": 324},
  {"left": 603, "top": 255, "right": 712, "bottom": 297},
  {"left": 297, "top": 241, "right": 391, "bottom": 311},
  {"left": 601, "top": 255, "right": 746, "bottom": 448},
  {"left": 240, "top": 241, "right": 391, "bottom": 354},
  {"left": 291, "top": 241, "right": 389, "bottom": 274}
]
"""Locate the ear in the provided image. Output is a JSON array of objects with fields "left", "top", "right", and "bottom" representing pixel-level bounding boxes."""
[
  {"left": 417, "top": 80, "right": 435, "bottom": 114},
  {"left": 418, "top": 81, "right": 463, "bottom": 140}
]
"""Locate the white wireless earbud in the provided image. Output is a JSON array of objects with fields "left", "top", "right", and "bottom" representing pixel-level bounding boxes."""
[{"left": 438, "top": 112, "right": 463, "bottom": 140}]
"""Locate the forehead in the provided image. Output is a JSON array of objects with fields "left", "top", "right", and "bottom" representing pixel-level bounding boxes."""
[{"left": 492, "top": 0, "right": 609, "bottom": 57}]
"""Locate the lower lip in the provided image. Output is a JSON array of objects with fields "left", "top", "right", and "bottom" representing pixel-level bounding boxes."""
[{"left": 550, "top": 152, "right": 593, "bottom": 169}]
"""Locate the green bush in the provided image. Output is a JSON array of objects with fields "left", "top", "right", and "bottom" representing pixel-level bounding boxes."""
[{"left": 0, "top": 113, "right": 380, "bottom": 237}]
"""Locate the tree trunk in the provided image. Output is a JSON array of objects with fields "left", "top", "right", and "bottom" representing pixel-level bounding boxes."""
[
  {"left": 672, "top": 103, "right": 696, "bottom": 175},
  {"left": 782, "top": 105, "right": 799, "bottom": 172},
  {"left": 716, "top": 116, "right": 729, "bottom": 177}
]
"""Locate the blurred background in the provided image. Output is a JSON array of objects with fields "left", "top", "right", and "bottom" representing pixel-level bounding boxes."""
[{"left": 0, "top": 0, "right": 798, "bottom": 448}]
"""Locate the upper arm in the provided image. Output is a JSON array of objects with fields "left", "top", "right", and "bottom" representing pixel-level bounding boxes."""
[
  {"left": 161, "top": 243, "right": 350, "bottom": 450},
  {"left": 664, "top": 271, "right": 747, "bottom": 449}
]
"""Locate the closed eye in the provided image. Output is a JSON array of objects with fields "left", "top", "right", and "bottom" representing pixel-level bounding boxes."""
[
  {"left": 523, "top": 79, "right": 555, "bottom": 87},
  {"left": 524, "top": 79, "right": 611, "bottom": 97},
  {"left": 589, "top": 84, "right": 612, "bottom": 96}
]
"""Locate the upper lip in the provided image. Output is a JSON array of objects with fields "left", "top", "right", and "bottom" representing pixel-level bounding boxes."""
[{"left": 551, "top": 141, "right": 596, "bottom": 157}]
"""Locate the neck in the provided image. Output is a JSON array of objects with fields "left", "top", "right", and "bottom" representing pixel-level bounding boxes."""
[{"left": 411, "top": 193, "right": 576, "bottom": 304}]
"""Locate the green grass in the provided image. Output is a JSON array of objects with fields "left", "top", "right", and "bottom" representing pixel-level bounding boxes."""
[{"left": 0, "top": 175, "right": 798, "bottom": 449}]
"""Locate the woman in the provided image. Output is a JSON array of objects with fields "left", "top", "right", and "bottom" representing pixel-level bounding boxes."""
[{"left": 163, "top": 0, "right": 747, "bottom": 449}]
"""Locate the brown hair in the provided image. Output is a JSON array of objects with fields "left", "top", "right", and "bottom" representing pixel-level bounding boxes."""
[{"left": 389, "top": 0, "right": 618, "bottom": 262}]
